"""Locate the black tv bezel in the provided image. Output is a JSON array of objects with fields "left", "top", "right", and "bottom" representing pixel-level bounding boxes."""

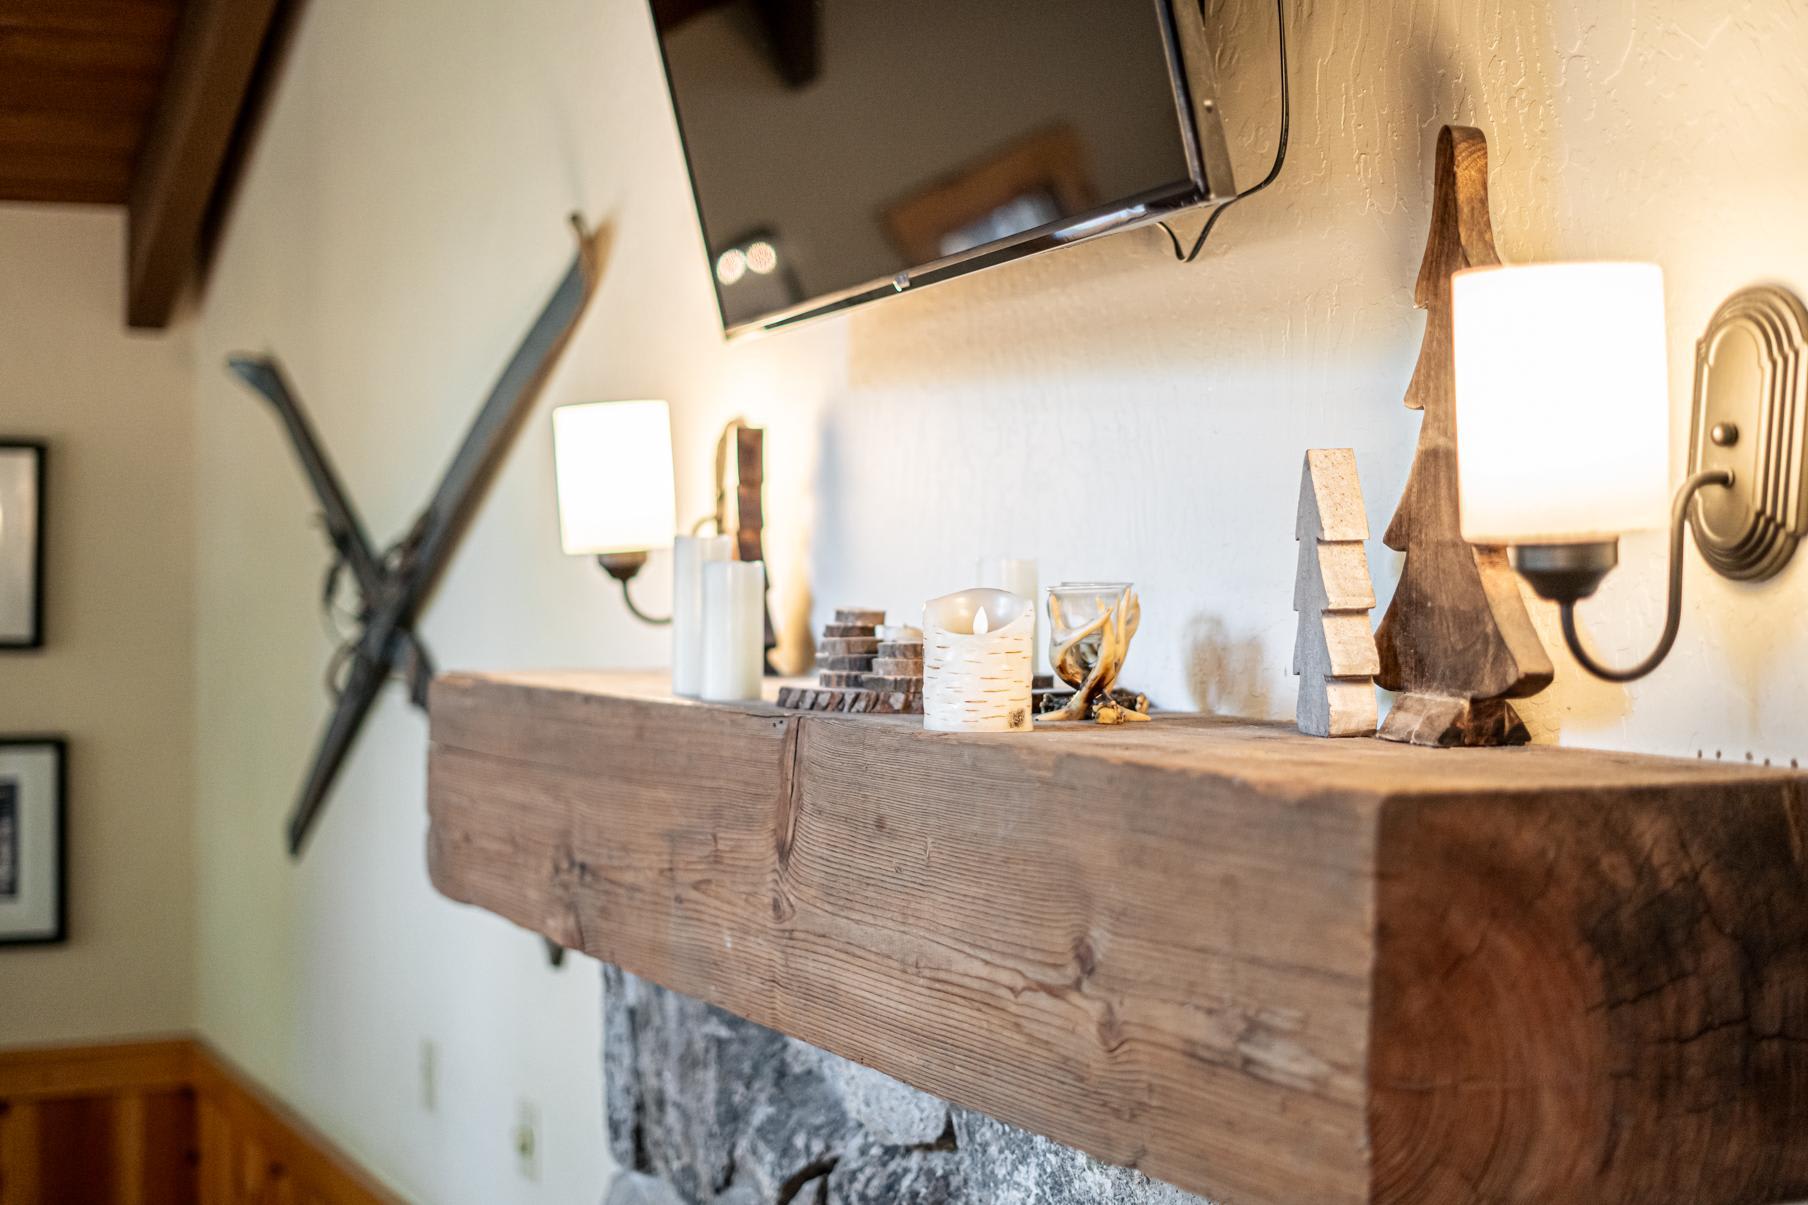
[{"left": 653, "top": 0, "right": 1237, "bottom": 337}]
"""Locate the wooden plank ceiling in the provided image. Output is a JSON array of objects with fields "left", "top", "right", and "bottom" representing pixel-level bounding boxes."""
[
  {"left": 0, "top": 0, "right": 181, "bottom": 205},
  {"left": 0, "top": 0, "right": 292, "bottom": 328}
]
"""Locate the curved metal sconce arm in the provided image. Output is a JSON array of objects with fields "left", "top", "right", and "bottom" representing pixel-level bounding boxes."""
[
  {"left": 1517, "top": 470, "right": 1732, "bottom": 683},
  {"left": 597, "top": 551, "right": 672, "bottom": 626}
]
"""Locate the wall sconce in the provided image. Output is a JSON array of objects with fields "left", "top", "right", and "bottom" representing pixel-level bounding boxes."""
[
  {"left": 552, "top": 402, "right": 778, "bottom": 667},
  {"left": 1454, "top": 265, "right": 1808, "bottom": 681},
  {"left": 552, "top": 400, "right": 678, "bottom": 623}
]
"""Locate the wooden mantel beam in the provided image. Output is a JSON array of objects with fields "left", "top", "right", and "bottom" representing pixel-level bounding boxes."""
[
  {"left": 125, "top": 0, "right": 286, "bottom": 329},
  {"left": 425, "top": 671, "right": 1808, "bottom": 1205}
]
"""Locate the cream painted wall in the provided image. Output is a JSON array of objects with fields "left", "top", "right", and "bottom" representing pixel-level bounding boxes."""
[
  {"left": 188, "top": 2, "right": 839, "bottom": 1201},
  {"left": 186, "top": 0, "right": 1807, "bottom": 1201},
  {"left": 0, "top": 206, "right": 195, "bottom": 1043}
]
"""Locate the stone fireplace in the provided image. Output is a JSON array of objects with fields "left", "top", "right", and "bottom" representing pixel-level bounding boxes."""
[{"left": 602, "top": 967, "right": 1212, "bottom": 1205}]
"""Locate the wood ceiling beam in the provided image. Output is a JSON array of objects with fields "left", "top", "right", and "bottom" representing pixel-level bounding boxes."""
[{"left": 125, "top": 0, "right": 284, "bottom": 330}]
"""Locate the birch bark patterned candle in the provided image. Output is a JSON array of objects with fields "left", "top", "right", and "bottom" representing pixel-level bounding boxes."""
[{"left": 922, "top": 588, "right": 1034, "bottom": 733}]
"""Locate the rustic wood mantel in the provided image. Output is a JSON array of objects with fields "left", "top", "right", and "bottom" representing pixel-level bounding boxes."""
[{"left": 425, "top": 671, "right": 1808, "bottom": 1205}]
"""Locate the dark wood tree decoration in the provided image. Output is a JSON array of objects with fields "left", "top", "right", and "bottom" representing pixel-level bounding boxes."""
[{"left": 1374, "top": 126, "right": 1552, "bottom": 746}]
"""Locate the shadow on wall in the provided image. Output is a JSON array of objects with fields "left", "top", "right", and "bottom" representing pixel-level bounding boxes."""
[{"left": 1184, "top": 612, "right": 1275, "bottom": 717}]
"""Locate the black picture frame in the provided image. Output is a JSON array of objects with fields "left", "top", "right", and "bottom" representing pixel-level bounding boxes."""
[
  {"left": 0, "top": 736, "right": 67, "bottom": 947},
  {"left": 0, "top": 441, "right": 47, "bottom": 650}
]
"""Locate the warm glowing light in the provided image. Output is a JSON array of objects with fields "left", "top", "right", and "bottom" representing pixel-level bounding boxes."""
[
  {"left": 1452, "top": 263, "right": 1671, "bottom": 543},
  {"left": 715, "top": 248, "right": 747, "bottom": 285},
  {"left": 973, "top": 607, "right": 990, "bottom": 636},
  {"left": 745, "top": 241, "right": 778, "bottom": 275},
  {"left": 551, "top": 401, "right": 677, "bottom": 555}
]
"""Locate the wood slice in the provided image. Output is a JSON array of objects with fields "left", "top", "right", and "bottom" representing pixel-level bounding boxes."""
[
  {"left": 877, "top": 641, "right": 925, "bottom": 659},
  {"left": 820, "top": 655, "right": 876, "bottom": 672},
  {"left": 862, "top": 673, "right": 925, "bottom": 692},
  {"left": 819, "top": 637, "right": 879, "bottom": 656},
  {"left": 871, "top": 657, "right": 924, "bottom": 677},
  {"left": 819, "top": 671, "right": 868, "bottom": 688},
  {"left": 775, "top": 685, "right": 921, "bottom": 715},
  {"left": 876, "top": 624, "right": 923, "bottom": 641},
  {"left": 834, "top": 608, "right": 887, "bottom": 626},
  {"left": 776, "top": 686, "right": 824, "bottom": 710},
  {"left": 822, "top": 623, "right": 878, "bottom": 639}
]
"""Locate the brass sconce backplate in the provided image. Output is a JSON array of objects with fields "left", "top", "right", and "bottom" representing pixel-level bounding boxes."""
[{"left": 1688, "top": 284, "right": 1808, "bottom": 581}]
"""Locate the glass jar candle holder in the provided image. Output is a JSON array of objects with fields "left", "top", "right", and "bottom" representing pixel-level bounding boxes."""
[{"left": 1044, "top": 582, "right": 1144, "bottom": 723}]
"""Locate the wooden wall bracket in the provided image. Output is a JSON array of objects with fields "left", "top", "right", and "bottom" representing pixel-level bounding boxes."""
[{"left": 1374, "top": 125, "right": 1553, "bottom": 746}]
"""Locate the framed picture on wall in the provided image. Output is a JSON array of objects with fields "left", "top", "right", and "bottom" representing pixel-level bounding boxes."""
[
  {"left": 0, "top": 442, "right": 46, "bottom": 649},
  {"left": 0, "top": 737, "right": 66, "bottom": 946}
]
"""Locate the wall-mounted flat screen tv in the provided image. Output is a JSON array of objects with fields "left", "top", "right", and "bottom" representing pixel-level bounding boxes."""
[{"left": 652, "top": 0, "right": 1236, "bottom": 334}]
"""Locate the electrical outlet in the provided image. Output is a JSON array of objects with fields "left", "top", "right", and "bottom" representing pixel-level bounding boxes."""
[
  {"left": 418, "top": 1040, "right": 438, "bottom": 1113},
  {"left": 514, "top": 1099, "right": 540, "bottom": 1182}
]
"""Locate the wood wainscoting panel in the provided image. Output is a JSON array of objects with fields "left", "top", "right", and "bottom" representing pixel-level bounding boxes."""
[
  {"left": 0, "top": 1038, "right": 397, "bottom": 1204},
  {"left": 426, "top": 670, "right": 1808, "bottom": 1205}
]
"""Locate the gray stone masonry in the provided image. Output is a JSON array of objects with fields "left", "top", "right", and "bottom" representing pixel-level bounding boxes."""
[{"left": 602, "top": 966, "right": 1214, "bottom": 1205}]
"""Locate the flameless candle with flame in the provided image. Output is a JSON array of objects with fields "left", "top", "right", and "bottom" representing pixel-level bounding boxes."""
[{"left": 922, "top": 588, "right": 1034, "bottom": 733}]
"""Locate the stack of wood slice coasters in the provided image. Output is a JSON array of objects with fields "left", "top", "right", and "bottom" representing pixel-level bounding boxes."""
[
  {"left": 776, "top": 609, "right": 925, "bottom": 715},
  {"left": 866, "top": 623, "right": 924, "bottom": 694},
  {"left": 815, "top": 607, "right": 884, "bottom": 688}
]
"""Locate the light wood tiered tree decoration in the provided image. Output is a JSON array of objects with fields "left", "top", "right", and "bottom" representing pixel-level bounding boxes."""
[
  {"left": 1374, "top": 126, "right": 1553, "bottom": 746},
  {"left": 1293, "top": 449, "right": 1379, "bottom": 737}
]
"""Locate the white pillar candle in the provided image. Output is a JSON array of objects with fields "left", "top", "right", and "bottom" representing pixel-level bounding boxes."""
[
  {"left": 976, "top": 556, "right": 1041, "bottom": 676},
  {"left": 922, "top": 588, "right": 1034, "bottom": 733},
  {"left": 701, "top": 559, "right": 765, "bottom": 702},
  {"left": 672, "top": 534, "right": 733, "bottom": 697}
]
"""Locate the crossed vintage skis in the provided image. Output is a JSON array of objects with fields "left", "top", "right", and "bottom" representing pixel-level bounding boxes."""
[{"left": 229, "top": 215, "right": 609, "bottom": 856}]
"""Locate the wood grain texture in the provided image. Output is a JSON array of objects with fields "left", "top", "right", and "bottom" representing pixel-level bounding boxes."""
[
  {"left": 0, "top": 1038, "right": 397, "bottom": 1204},
  {"left": 189, "top": 1045, "right": 399, "bottom": 1205},
  {"left": 0, "top": 0, "right": 182, "bottom": 205},
  {"left": 1374, "top": 125, "right": 1553, "bottom": 745},
  {"left": 1371, "top": 784, "right": 1808, "bottom": 1204},
  {"left": 427, "top": 670, "right": 1808, "bottom": 1205},
  {"left": 126, "top": 0, "right": 285, "bottom": 327}
]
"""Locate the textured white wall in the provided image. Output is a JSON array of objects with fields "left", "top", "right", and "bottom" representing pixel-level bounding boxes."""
[
  {"left": 0, "top": 207, "right": 196, "bottom": 1044},
  {"left": 185, "top": 0, "right": 1808, "bottom": 1200},
  {"left": 814, "top": 0, "right": 1808, "bottom": 765}
]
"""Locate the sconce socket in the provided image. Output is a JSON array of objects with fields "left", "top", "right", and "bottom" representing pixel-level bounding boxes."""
[
  {"left": 1511, "top": 541, "right": 1619, "bottom": 604},
  {"left": 596, "top": 550, "right": 650, "bottom": 584}
]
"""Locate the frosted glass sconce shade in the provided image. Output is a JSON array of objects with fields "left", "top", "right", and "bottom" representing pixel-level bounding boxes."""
[
  {"left": 1451, "top": 272, "right": 1808, "bottom": 684},
  {"left": 552, "top": 400, "right": 677, "bottom": 555},
  {"left": 1452, "top": 263, "right": 1671, "bottom": 544}
]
